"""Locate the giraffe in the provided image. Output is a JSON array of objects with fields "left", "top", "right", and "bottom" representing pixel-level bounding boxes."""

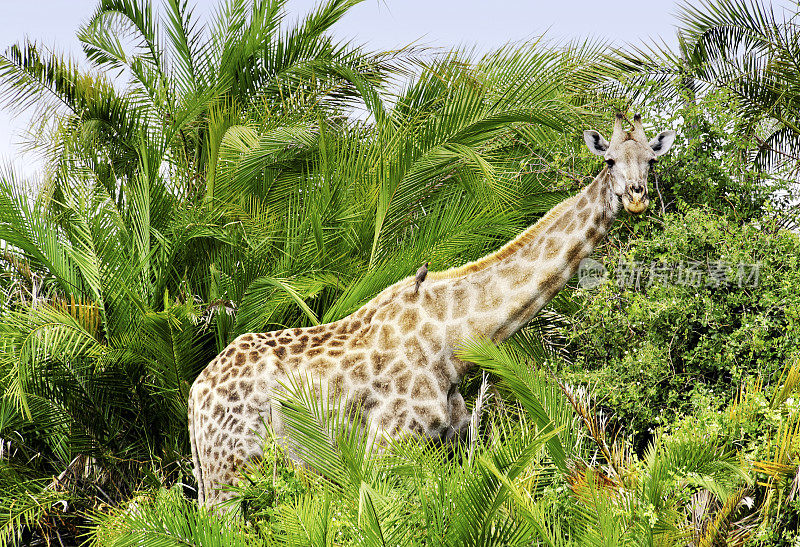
[{"left": 188, "top": 114, "right": 676, "bottom": 508}]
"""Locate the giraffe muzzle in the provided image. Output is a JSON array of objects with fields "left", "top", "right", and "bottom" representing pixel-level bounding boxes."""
[{"left": 622, "top": 191, "right": 649, "bottom": 214}]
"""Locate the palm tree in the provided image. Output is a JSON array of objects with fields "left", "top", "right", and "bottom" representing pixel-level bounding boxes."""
[
  {"left": 78, "top": 0, "right": 398, "bottom": 196},
  {"left": 677, "top": 0, "right": 800, "bottom": 172},
  {"left": 87, "top": 335, "right": 753, "bottom": 546},
  {"left": 207, "top": 42, "right": 610, "bottom": 344},
  {"left": 613, "top": 0, "right": 800, "bottom": 174},
  {"left": 0, "top": 1, "right": 391, "bottom": 543},
  {"left": 0, "top": 0, "right": 618, "bottom": 541},
  {"left": 0, "top": 35, "right": 610, "bottom": 543},
  {"left": 1, "top": 0, "right": 394, "bottom": 210},
  {"left": 459, "top": 338, "right": 754, "bottom": 547}
]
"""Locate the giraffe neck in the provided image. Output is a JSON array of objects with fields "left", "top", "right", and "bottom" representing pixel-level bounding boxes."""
[{"left": 427, "top": 169, "right": 618, "bottom": 373}]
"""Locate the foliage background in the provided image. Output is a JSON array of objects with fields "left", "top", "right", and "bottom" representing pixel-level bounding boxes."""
[{"left": 0, "top": 0, "right": 799, "bottom": 545}]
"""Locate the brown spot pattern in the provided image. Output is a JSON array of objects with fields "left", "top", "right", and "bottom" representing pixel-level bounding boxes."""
[
  {"left": 395, "top": 371, "right": 412, "bottom": 394},
  {"left": 372, "top": 379, "right": 391, "bottom": 395},
  {"left": 565, "top": 241, "right": 585, "bottom": 268},
  {"left": 351, "top": 363, "right": 369, "bottom": 382},
  {"left": 399, "top": 308, "right": 419, "bottom": 332},
  {"left": 586, "top": 181, "right": 600, "bottom": 200},
  {"left": 404, "top": 337, "right": 426, "bottom": 368},
  {"left": 432, "top": 357, "right": 451, "bottom": 391},
  {"left": 544, "top": 238, "right": 559, "bottom": 260},
  {"left": 478, "top": 285, "right": 503, "bottom": 311},
  {"left": 370, "top": 351, "right": 391, "bottom": 375},
  {"left": 445, "top": 324, "right": 463, "bottom": 347},
  {"left": 411, "top": 375, "right": 435, "bottom": 399},
  {"left": 307, "top": 347, "right": 324, "bottom": 359},
  {"left": 423, "top": 291, "right": 447, "bottom": 322},
  {"left": 342, "top": 354, "right": 362, "bottom": 370},
  {"left": 378, "top": 325, "right": 398, "bottom": 351},
  {"left": 290, "top": 341, "right": 306, "bottom": 354},
  {"left": 538, "top": 270, "right": 563, "bottom": 296}
]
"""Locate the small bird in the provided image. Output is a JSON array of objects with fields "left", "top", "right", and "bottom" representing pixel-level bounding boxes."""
[{"left": 414, "top": 261, "right": 429, "bottom": 294}]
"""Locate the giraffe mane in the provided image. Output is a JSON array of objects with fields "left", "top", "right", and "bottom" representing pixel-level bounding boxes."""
[
  {"left": 427, "top": 168, "right": 609, "bottom": 281},
  {"left": 369, "top": 168, "right": 608, "bottom": 300}
]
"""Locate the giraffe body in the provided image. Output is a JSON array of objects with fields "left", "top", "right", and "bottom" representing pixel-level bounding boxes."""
[{"left": 188, "top": 115, "right": 676, "bottom": 508}]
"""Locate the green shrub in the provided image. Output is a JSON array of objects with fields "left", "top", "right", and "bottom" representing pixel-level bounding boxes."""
[{"left": 563, "top": 209, "right": 800, "bottom": 448}]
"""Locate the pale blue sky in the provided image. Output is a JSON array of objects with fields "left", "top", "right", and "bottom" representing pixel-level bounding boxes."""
[{"left": 0, "top": 0, "right": 791, "bottom": 176}]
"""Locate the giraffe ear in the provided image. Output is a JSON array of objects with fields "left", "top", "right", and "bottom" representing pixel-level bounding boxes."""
[
  {"left": 583, "top": 130, "right": 609, "bottom": 155},
  {"left": 649, "top": 130, "right": 676, "bottom": 156}
]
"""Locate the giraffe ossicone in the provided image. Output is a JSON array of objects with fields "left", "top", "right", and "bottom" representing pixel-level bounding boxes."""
[{"left": 188, "top": 115, "right": 676, "bottom": 508}]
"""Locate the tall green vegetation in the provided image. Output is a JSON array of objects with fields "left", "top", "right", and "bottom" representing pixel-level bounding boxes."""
[
  {"left": 0, "top": 0, "right": 392, "bottom": 542},
  {"left": 559, "top": 87, "right": 797, "bottom": 442},
  {"left": 0, "top": 0, "right": 799, "bottom": 545},
  {"left": 0, "top": 0, "right": 613, "bottom": 543},
  {"left": 617, "top": 0, "right": 800, "bottom": 176},
  {"left": 677, "top": 0, "right": 800, "bottom": 174}
]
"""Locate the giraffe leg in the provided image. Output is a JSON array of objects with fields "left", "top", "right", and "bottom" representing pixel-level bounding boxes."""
[
  {"left": 199, "top": 435, "right": 263, "bottom": 511},
  {"left": 187, "top": 393, "right": 206, "bottom": 506},
  {"left": 197, "top": 403, "right": 274, "bottom": 511},
  {"left": 196, "top": 420, "right": 228, "bottom": 510}
]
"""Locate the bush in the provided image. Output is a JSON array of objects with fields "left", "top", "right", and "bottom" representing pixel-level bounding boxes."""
[{"left": 563, "top": 208, "right": 800, "bottom": 448}]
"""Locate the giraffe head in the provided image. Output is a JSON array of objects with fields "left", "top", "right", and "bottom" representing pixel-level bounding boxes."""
[{"left": 583, "top": 114, "right": 676, "bottom": 214}]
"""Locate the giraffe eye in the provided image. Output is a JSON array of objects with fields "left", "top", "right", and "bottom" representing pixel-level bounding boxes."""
[{"left": 605, "top": 159, "right": 615, "bottom": 167}]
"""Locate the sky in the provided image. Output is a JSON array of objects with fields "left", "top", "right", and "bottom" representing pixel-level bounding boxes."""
[{"left": 0, "top": 0, "right": 790, "bottom": 176}]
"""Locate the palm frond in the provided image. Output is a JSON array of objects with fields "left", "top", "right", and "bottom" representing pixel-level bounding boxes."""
[
  {"left": 89, "top": 486, "right": 249, "bottom": 547},
  {"left": 457, "top": 338, "right": 576, "bottom": 473}
]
